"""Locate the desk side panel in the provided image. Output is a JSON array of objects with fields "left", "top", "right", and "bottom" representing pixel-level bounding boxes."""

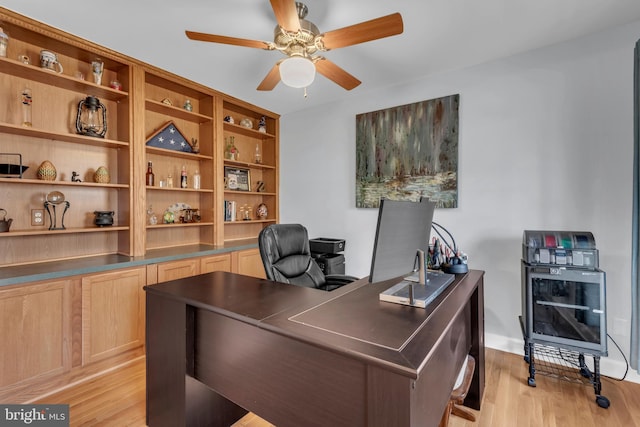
[
  {"left": 194, "top": 308, "right": 367, "bottom": 427},
  {"left": 145, "top": 292, "right": 266, "bottom": 427},
  {"left": 468, "top": 271, "right": 485, "bottom": 409},
  {"left": 146, "top": 292, "right": 186, "bottom": 427},
  {"left": 367, "top": 366, "right": 411, "bottom": 425},
  {"left": 414, "top": 300, "right": 471, "bottom": 427}
]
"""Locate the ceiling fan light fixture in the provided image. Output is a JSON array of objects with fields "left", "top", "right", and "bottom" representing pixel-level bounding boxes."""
[{"left": 279, "top": 56, "right": 315, "bottom": 88}]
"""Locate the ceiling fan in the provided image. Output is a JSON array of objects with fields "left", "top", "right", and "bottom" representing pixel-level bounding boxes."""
[{"left": 185, "top": 0, "right": 404, "bottom": 92}]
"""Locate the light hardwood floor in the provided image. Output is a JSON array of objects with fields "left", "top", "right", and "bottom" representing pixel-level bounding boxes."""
[{"left": 35, "top": 348, "right": 640, "bottom": 426}]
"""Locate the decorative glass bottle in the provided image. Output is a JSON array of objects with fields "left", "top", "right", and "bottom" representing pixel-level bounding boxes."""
[
  {"left": 21, "top": 87, "right": 32, "bottom": 127},
  {"left": 254, "top": 143, "right": 262, "bottom": 164},
  {"left": 180, "top": 165, "right": 188, "bottom": 188},
  {"left": 146, "top": 161, "right": 155, "bottom": 186}
]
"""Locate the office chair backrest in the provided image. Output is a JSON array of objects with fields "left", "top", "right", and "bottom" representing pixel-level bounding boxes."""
[{"left": 258, "top": 224, "right": 327, "bottom": 289}]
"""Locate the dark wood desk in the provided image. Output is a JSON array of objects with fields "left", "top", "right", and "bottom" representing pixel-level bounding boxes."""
[{"left": 145, "top": 270, "right": 485, "bottom": 427}]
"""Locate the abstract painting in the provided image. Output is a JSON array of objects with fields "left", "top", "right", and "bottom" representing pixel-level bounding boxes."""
[{"left": 355, "top": 94, "right": 459, "bottom": 208}]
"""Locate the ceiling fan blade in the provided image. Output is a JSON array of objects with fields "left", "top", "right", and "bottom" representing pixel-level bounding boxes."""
[
  {"left": 320, "top": 13, "right": 404, "bottom": 50},
  {"left": 315, "top": 58, "right": 361, "bottom": 91},
  {"left": 270, "top": 0, "right": 301, "bottom": 32},
  {"left": 185, "top": 31, "right": 270, "bottom": 49},
  {"left": 257, "top": 64, "right": 281, "bottom": 91}
]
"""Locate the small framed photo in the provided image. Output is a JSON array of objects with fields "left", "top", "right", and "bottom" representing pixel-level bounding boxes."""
[{"left": 224, "top": 166, "right": 251, "bottom": 191}]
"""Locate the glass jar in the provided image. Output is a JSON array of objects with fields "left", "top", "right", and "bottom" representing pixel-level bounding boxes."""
[{"left": 193, "top": 169, "right": 201, "bottom": 190}]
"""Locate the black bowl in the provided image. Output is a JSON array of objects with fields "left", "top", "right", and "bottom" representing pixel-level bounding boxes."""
[{"left": 0, "top": 163, "right": 29, "bottom": 176}]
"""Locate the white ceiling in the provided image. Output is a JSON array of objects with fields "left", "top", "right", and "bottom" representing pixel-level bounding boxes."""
[{"left": 4, "top": 0, "right": 640, "bottom": 115}]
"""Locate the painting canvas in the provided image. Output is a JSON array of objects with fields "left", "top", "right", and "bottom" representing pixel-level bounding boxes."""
[{"left": 356, "top": 94, "right": 459, "bottom": 208}]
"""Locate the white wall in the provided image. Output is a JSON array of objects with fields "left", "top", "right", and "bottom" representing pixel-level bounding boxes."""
[{"left": 280, "top": 19, "right": 640, "bottom": 381}]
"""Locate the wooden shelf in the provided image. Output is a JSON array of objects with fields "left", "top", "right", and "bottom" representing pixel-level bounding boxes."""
[
  {"left": 224, "top": 191, "right": 277, "bottom": 196},
  {"left": 0, "top": 122, "right": 129, "bottom": 148},
  {"left": 145, "top": 99, "right": 212, "bottom": 124},
  {"left": 224, "top": 219, "right": 276, "bottom": 225},
  {"left": 223, "top": 159, "right": 276, "bottom": 170},
  {"left": 0, "top": 226, "right": 129, "bottom": 237},
  {"left": 0, "top": 9, "right": 278, "bottom": 265},
  {"left": 0, "top": 177, "right": 129, "bottom": 188},
  {"left": 0, "top": 57, "right": 129, "bottom": 102},
  {"left": 146, "top": 186, "right": 213, "bottom": 193},
  {"left": 145, "top": 146, "right": 212, "bottom": 161},
  {"left": 146, "top": 222, "right": 214, "bottom": 229},
  {"left": 223, "top": 122, "right": 275, "bottom": 139}
]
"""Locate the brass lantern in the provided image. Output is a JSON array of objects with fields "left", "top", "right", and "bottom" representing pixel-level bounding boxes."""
[{"left": 75, "top": 96, "right": 107, "bottom": 138}]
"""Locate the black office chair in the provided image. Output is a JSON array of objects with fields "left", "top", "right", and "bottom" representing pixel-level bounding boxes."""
[{"left": 258, "top": 224, "right": 358, "bottom": 291}]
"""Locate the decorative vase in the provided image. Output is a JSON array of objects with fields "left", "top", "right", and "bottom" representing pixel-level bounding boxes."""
[
  {"left": 256, "top": 203, "right": 268, "bottom": 219},
  {"left": 37, "top": 160, "right": 57, "bottom": 181},
  {"left": 94, "top": 166, "right": 110, "bottom": 183}
]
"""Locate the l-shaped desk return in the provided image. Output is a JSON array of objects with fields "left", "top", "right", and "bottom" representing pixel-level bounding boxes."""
[{"left": 144, "top": 269, "right": 485, "bottom": 427}]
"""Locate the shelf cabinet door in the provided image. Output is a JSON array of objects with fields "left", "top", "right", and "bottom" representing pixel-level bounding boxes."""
[
  {"left": 201, "top": 254, "right": 232, "bottom": 274},
  {"left": 0, "top": 280, "right": 73, "bottom": 388},
  {"left": 233, "top": 248, "right": 266, "bottom": 279},
  {"left": 81, "top": 267, "right": 146, "bottom": 365},
  {"left": 157, "top": 258, "right": 200, "bottom": 282}
]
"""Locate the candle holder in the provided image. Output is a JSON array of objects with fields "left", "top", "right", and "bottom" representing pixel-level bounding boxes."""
[{"left": 44, "top": 191, "right": 70, "bottom": 230}]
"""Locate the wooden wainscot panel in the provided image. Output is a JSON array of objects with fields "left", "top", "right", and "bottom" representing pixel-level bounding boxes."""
[
  {"left": 200, "top": 253, "right": 232, "bottom": 274},
  {"left": 232, "top": 248, "right": 266, "bottom": 279},
  {"left": 157, "top": 258, "right": 199, "bottom": 282},
  {"left": 81, "top": 267, "right": 146, "bottom": 365},
  {"left": 0, "top": 280, "right": 73, "bottom": 388},
  {"left": 146, "top": 263, "right": 159, "bottom": 286}
]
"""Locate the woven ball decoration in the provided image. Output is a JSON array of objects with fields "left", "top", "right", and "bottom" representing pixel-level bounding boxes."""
[
  {"left": 37, "top": 160, "right": 57, "bottom": 181},
  {"left": 94, "top": 166, "right": 110, "bottom": 183}
]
